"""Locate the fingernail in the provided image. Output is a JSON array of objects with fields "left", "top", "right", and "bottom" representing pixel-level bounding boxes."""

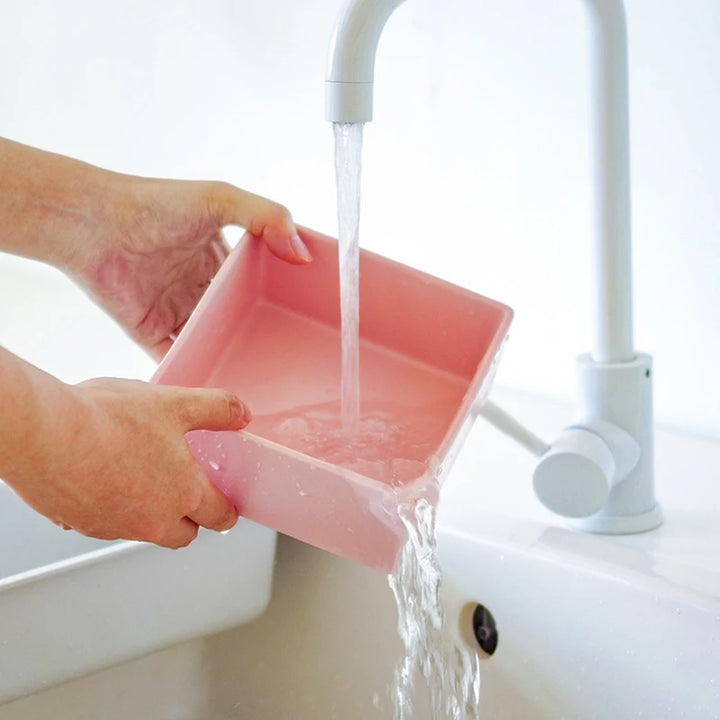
[
  {"left": 219, "top": 512, "right": 239, "bottom": 533},
  {"left": 237, "top": 399, "right": 252, "bottom": 427},
  {"left": 290, "top": 232, "right": 312, "bottom": 263},
  {"left": 228, "top": 394, "right": 252, "bottom": 427}
]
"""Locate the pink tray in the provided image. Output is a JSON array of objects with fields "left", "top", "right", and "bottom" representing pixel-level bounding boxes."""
[{"left": 153, "top": 227, "right": 512, "bottom": 573}]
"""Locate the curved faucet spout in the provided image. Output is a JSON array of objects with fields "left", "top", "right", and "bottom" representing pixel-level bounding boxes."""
[
  {"left": 325, "top": 0, "right": 407, "bottom": 123},
  {"left": 325, "top": 0, "right": 634, "bottom": 364}
]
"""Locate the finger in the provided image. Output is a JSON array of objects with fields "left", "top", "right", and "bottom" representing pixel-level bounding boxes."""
[
  {"left": 169, "top": 386, "right": 252, "bottom": 431},
  {"left": 145, "top": 337, "right": 174, "bottom": 363},
  {"left": 169, "top": 319, "right": 188, "bottom": 341},
  {"left": 51, "top": 519, "right": 73, "bottom": 531},
  {"left": 161, "top": 517, "right": 200, "bottom": 549},
  {"left": 206, "top": 183, "right": 312, "bottom": 264},
  {"left": 203, "top": 231, "right": 229, "bottom": 277},
  {"left": 212, "top": 232, "right": 231, "bottom": 261},
  {"left": 186, "top": 478, "right": 238, "bottom": 533}
]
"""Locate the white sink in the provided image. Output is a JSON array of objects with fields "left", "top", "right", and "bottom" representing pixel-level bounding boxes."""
[
  {"left": 0, "top": 391, "right": 718, "bottom": 719},
  {"left": 187, "top": 508, "right": 720, "bottom": 719},
  {"left": 0, "top": 481, "right": 276, "bottom": 704},
  {"left": 439, "top": 514, "right": 720, "bottom": 718}
]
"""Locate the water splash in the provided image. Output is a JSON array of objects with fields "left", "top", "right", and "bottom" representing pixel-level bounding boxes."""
[
  {"left": 388, "top": 497, "right": 481, "bottom": 719},
  {"left": 334, "top": 121, "right": 364, "bottom": 432}
]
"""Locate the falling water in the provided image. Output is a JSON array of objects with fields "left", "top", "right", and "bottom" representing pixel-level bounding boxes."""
[
  {"left": 333, "top": 121, "right": 480, "bottom": 718},
  {"left": 333, "top": 121, "right": 363, "bottom": 432},
  {"left": 389, "top": 496, "right": 481, "bottom": 720}
]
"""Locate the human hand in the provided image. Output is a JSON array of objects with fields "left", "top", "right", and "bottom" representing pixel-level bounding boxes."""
[
  {"left": 4, "top": 372, "right": 248, "bottom": 548},
  {"left": 0, "top": 140, "right": 311, "bottom": 359},
  {"left": 72, "top": 177, "right": 312, "bottom": 360}
]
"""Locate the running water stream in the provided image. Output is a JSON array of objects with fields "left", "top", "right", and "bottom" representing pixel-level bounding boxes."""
[
  {"left": 333, "top": 122, "right": 363, "bottom": 432},
  {"left": 390, "top": 498, "right": 481, "bottom": 720},
  {"left": 332, "top": 122, "right": 481, "bottom": 718}
]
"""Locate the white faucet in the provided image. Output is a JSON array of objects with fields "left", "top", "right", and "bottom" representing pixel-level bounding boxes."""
[{"left": 325, "top": 0, "right": 662, "bottom": 533}]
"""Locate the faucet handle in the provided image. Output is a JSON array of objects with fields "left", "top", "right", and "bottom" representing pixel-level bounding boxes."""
[{"left": 533, "top": 421, "right": 640, "bottom": 519}]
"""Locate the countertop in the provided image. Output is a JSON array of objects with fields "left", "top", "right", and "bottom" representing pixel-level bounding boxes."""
[{"left": 441, "top": 387, "right": 720, "bottom": 603}]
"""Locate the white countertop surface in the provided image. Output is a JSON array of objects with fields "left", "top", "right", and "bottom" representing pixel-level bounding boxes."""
[{"left": 441, "top": 387, "right": 720, "bottom": 604}]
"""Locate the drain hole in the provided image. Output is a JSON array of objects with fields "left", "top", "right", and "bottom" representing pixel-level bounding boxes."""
[{"left": 471, "top": 603, "right": 498, "bottom": 656}]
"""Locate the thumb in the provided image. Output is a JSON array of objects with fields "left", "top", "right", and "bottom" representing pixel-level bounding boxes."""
[
  {"left": 170, "top": 387, "right": 252, "bottom": 432},
  {"left": 207, "top": 183, "right": 312, "bottom": 264}
]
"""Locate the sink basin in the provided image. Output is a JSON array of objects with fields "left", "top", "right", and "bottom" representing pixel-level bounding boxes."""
[
  {"left": 192, "top": 508, "right": 720, "bottom": 719},
  {"left": 0, "top": 481, "right": 276, "bottom": 704},
  {"left": 1, "top": 395, "right": 718, "bottom": 719}
]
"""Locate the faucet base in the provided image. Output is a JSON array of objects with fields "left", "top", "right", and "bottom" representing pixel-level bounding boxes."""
[
  {"left": 568, "top": 502, "right": 663, "bottom": 534},
  {"left": 570, "top": 353, "right": 661, "bottom": 534},
  {"left": 534, "top": 354, "right": 661, "bottom": 533}
]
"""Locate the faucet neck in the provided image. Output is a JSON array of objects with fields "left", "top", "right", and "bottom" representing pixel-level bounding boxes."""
[{"left": 584, "top": 0, "right": 634, "bottom": 362}]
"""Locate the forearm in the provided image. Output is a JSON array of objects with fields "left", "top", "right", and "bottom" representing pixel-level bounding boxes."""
[
  {"left": 0, "top": 138, "right": 120, "bottom": 274},
  {"left": 0, "top": 345, "right": 75, "bottom": 487}
]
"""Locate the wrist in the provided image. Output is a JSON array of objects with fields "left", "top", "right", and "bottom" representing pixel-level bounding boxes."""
[
  {"left": 35, "top": 155, "right": 125, "bottom": 278},
  {"left": 0, "top": 138, "right": 125, "bottom": 275},
  {"left": 0, "top": 347, "right": 79, "bottom": 488}
]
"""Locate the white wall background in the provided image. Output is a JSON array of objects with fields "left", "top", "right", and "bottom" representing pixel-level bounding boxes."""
[{"left": 0, "top": 0, "right": 717, "bottom": 439}]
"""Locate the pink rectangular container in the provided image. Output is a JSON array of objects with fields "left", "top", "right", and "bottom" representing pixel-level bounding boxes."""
[{"left": 153, "top": 227, "right": 512, "bottom": 573}]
